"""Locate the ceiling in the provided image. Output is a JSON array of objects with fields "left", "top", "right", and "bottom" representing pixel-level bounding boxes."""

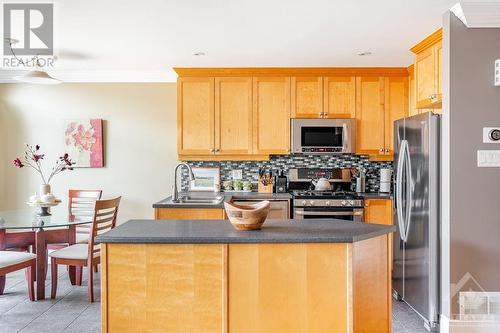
[{"left": 1, "top": 0, "right": 460, "bottom": 82}]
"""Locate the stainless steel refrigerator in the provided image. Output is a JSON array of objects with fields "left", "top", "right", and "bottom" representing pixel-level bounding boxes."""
[{"left": 393, "top": 111, "right": 440, "bottom": 330}]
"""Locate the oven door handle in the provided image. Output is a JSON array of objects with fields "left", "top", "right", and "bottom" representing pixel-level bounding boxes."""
[{"left": 295, "top": 211, "right": 363, "bottom": 216}]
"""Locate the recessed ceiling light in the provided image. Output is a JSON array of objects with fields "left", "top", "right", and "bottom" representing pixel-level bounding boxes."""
[
  {"left": 358, "top": 51, "right": 372, "bottom": 56},
  {"left": 193, "top": 52, "right": 206, "bottom": 56}
]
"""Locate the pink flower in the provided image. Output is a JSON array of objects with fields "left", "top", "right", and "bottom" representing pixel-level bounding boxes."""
[{"left": 14, "top": 158, "right": 24, "bottom": 168}]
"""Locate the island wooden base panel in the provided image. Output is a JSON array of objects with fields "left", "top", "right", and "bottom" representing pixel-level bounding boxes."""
[{"left": 101, "top": 237, "right": 390, "bottom": 333}]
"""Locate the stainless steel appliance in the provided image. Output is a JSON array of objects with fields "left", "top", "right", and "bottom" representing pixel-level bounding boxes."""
[
  {"left": 289, "top": 168, "right": 363, "bottom": 222},
  {"left": 393, "top": 112, "right": 440, "bottom": 330},
  {"left": 291, "top": 118, "right": 356, "bottom": 154},
  {"left": 274, "top": 170, "right": 288, "bottom": 193}
]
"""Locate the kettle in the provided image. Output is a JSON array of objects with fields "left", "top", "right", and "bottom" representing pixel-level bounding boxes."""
[{"left": 312, "top": 178, "right": 331, "bottom": 191}]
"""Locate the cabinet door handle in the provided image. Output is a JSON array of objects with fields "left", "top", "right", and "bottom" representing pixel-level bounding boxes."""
[
  {"left": 214, "top": 148, "right": 220, "bottom": 153},
  {"left": 385, "top": 148, "right": 389, "bottom": 153},
  {"left": 379, "top": 148, "right": 384, "bottom": 153},
  {"left": 324, "top": 112, "right": 328, "bottom": 117},
  {"left": 210, "top": 148, "right": 215, "bottom": 153},
  {"left": 319, "top": 112, "right": 324, "bottom": 117}
]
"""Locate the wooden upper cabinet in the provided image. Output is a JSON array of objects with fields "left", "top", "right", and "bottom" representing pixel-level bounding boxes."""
[
  {"left": 434, "top": 42, "right": 442, "bottom": 114},
  {"left": 253, "top": 77, "right": 291, "bottom": 155},
  {"left": 215, "top": 77, "right": 253, "bottom": 155},
  {"left": 384, "top": 77, "right": 408, "bottom": 156},
  {"left": 323, "top": 76, "right": 356, "bottom": 118},
  {"left": 291, "top": 77, "right": 323, "bottom": 118},
  {"left": 355, "top": 77, "right": 385, "bottom": 156},
  {"left": 411, "top": 29, "right": 442, "bottom": 109},
  {"left": 177, "top": 77, "right": 215, "bottom": 155},
  {"left": 415, "top": 47, "right": 435, "bottom": 105},
  {"left": 408, "top": 65, "right": 419, "bottom": 117}
]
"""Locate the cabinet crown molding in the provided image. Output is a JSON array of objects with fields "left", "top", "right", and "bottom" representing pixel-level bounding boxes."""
[
  {"left": 410, "top": 28, "right": 443, "bottom": 54},
  {"left": 174, "top": 67, "right": 409, "bottom": 77}
]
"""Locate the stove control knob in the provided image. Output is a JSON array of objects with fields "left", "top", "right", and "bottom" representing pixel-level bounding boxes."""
[
  {"left": 341, "top": 200, "right": 346, "bottom": 206},
  {"left": 325, "top": 201, "right": 330, "bottom": 206},
  {"left": 349, "top": 200, "right": 354, "bottom": 206},
  {"left": 309, "top": 200, "right": 315, "bottom": 206},
  {"left": 301, "top": 200, "right": 307, "bottom": 206}
]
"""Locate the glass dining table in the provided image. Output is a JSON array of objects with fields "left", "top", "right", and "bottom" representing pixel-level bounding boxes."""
[{"left": 0, "top": 204, "right": 93, "bottom": 300}]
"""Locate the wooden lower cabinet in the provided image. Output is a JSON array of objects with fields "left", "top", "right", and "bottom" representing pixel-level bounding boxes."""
[
  {"left": 364, "top": 198, "right": 394, "bottom": 272},
  {"left": 102, "top": 238, "right": 391, "bottom": 333},
  {"left": 102, "top": 244, "right": 227, "bottom": 333},
  {"left": 155, "top": 208, "right": 225, "bottom": 220}
]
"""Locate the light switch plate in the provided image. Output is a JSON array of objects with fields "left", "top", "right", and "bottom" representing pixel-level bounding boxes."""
[
  {"left": 496, "top": 60, "right": 500, "bottom": 86},
  {"left": 232, "top": 169, "right": 243, "bottom": 180},
  {"left": 483, "top": 127, "right": 500, "bottom": 143},
  {"left": 477, "top": 150, "right": 500, "bottom": 167}
]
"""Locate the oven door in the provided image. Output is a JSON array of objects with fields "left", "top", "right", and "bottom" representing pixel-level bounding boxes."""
[{"left": 294, "top": 207, "right": 364, "bottom": 222}]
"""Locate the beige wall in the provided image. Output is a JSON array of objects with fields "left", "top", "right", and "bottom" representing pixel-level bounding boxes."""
[{"left": 0, "top": 83, "right": 178, "bottom": 222}]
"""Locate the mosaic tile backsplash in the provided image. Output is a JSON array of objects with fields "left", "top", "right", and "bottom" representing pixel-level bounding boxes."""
[{"left": 181, "top": 154, "right": 393, "bottom": 193}]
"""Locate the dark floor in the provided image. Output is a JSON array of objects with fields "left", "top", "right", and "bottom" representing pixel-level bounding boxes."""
[
  {"left": 393, "top": 299, "right": 431, "bottom": 333},
  {"left": 1, "top": 268, "right": 429, "bottom": 333}
]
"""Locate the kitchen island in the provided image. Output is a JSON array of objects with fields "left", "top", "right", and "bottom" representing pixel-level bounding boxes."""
[{"left": 97, "top": 219, "right": 395, "bottom": 333}]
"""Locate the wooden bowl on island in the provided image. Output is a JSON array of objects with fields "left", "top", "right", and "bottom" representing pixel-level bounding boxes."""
[{"left": 224, "top": 200, "right": 270, "bottom": 231}]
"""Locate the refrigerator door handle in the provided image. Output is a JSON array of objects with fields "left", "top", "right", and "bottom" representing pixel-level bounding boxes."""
[
  {"left": 403, "top": 141, "right": 413, "bottom": 242},
  {"left": 396, "top": 140, "right": 407, "bottom": 241}
]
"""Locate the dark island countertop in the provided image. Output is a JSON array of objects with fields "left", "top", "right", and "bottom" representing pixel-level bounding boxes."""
[{"left": 96, "top": 219, "right": 396, "bottom": 244}]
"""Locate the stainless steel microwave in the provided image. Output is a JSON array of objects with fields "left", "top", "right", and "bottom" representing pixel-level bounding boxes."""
[{"left": 291, "top": 118, "right": 356, "bottom": 154}]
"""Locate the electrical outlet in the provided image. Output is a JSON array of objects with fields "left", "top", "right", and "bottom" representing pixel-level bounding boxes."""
[
  {"left": 478, "top": 150, "right": 500, "bottom": 167},
  {"left": 495, "top": 60, "right": 500, "bottom": 86},
  {"left": 232, "top": 169, "right": 243, "bottom": 180}
]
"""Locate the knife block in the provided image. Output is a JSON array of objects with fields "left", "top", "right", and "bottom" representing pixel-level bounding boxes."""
[{"left": 258, "top": 177, "right": 273, "bottom": 193}]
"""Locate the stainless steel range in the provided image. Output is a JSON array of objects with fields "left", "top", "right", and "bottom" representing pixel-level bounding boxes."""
[{"left": 289, "top": 168, "right": 364, "bottom": 222}]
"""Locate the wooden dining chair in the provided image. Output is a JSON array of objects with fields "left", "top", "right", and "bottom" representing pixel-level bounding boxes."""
[
  {"left": 0, "top": 251, "right": 36, "bottom": 301},
  {"left": 47, "top": 189, "right": 102, "bottom": 280},
  {"left": 50, "top": 197, "right": 121, "bottom": 302}
]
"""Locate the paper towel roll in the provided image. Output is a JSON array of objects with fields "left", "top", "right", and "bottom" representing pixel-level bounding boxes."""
[
  {"left": 380, "top": 182, "right": 391, "bottom": 193},
  {"left": 380, "top": 168, "right": 392, "bottom": 182}
]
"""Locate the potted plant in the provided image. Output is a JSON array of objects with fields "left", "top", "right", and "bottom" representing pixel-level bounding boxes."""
[
  {"left": 233, "top": 180, "right": 243, "bottom": 191},
  {"left": 13, "top": 144, "right": 75, "bottom": 198},
  {"left": 222, "top": 180, "right": 233, "bottom": 191},
  {"left": 242, "top": 181, "right": 252, "bottom": 191}
]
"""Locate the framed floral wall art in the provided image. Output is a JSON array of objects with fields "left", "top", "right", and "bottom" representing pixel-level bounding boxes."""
[{"left": 64, "top": 119, "right": 104, "bottom": 168}]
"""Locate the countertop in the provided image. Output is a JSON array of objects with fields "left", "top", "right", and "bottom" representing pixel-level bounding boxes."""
[
  {"left": 357, "top": 192, "right": 393, "bottom": 199},
  {"left": 96, "top": 219, "right": 396, "bottom": 244},
  {"left": 153, "top": 191, "right": 292, "bottom": 209}
]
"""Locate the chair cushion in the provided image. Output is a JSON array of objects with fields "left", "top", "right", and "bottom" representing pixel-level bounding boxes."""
[
  {"left": 76, "top": 233, "right": 89, "bottom": 244},
  {"left": 49, "top": 243, "right": 90, "bottom": 260},
  {"left": 0, "top": 251, "right": 36, "bottom": 269}
]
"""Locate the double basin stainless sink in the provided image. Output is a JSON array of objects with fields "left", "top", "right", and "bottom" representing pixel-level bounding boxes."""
[{"left": 170, "top": 194, "right": 225, "bottom": 205}]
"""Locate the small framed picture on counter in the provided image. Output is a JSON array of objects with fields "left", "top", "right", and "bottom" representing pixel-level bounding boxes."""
[{"left": 189, "top": 167, "right": 221, "bottom": 191}]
